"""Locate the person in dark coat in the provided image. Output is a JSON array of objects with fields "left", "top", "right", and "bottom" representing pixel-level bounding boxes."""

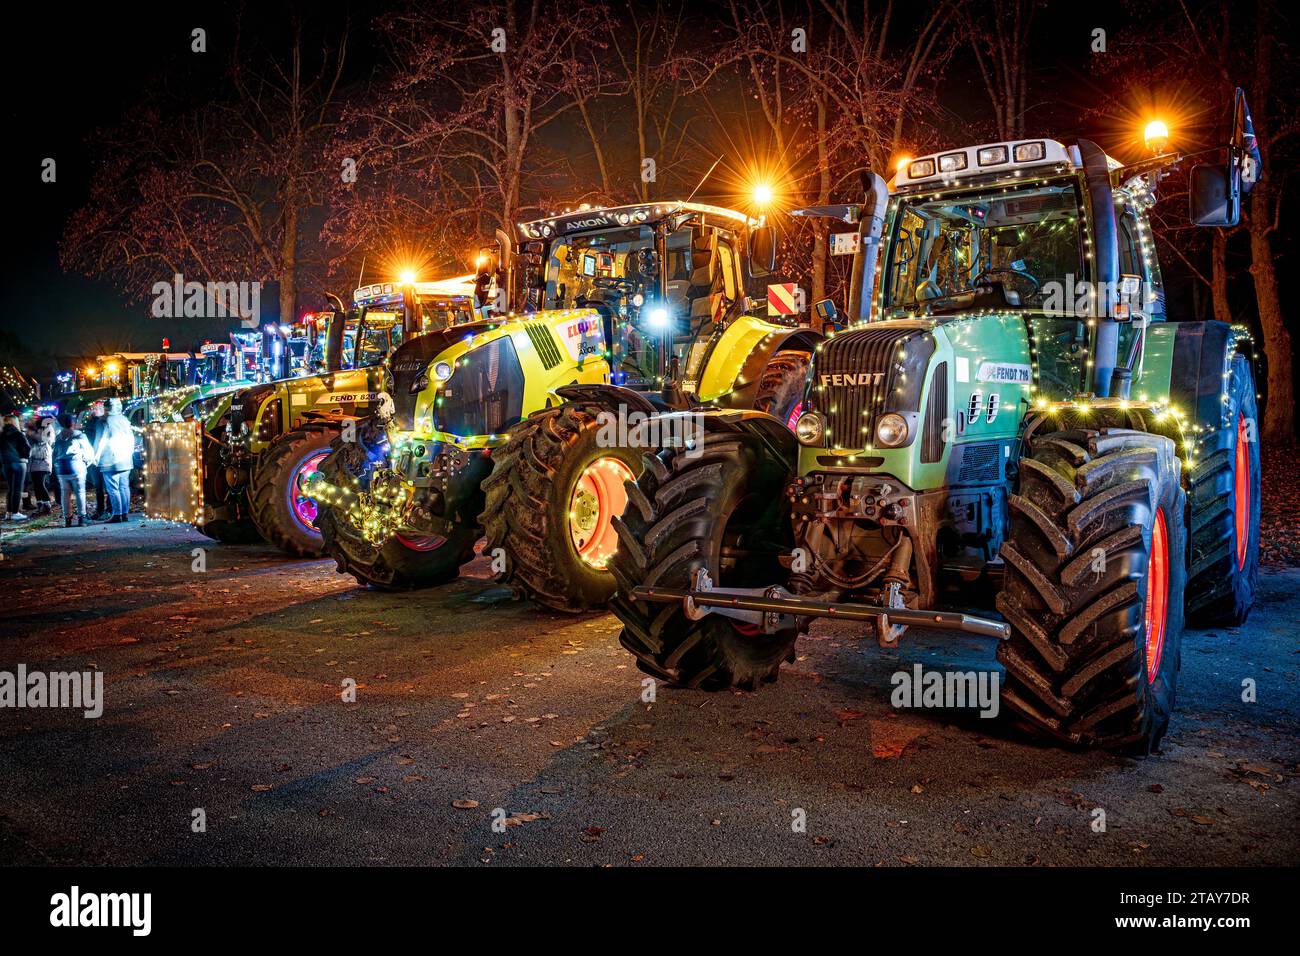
[{"left": 1, "top": 414, "right": 32, "bottom": 520}]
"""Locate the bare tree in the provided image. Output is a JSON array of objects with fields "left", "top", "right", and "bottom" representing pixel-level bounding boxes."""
[{"left": 63, "top": 20, "right": 349, "bottom": 323}]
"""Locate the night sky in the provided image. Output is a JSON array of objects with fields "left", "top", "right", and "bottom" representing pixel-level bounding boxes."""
[{"left": 0, "top": 0, "right": 1260, "bottom": 377}]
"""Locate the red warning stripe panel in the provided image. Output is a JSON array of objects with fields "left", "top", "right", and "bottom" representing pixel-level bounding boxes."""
[{"left": 767, "top": 282, "right": 798, "bottom": 316}]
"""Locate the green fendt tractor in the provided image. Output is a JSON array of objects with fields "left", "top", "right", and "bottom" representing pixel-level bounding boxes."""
[
  {"left": 609, "top": 92, "right": 1263, "bottom": 754},
  {"left": 311, "top": 201, "right": 820, "bottom": 609}
]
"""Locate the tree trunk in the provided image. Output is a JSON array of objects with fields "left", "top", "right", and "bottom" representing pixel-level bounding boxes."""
[
  {"left": 1248, "top": 188, "right": 1293, "bottom": 441},
  {"left": 1211, "top": 230, "right": 1231, "bottom": 324},
  {"left": 280, "top": 195, "right": 298, "bottom": 325},
  {"left": 811, "top": 96, "right": 830, "bottom": 306}
]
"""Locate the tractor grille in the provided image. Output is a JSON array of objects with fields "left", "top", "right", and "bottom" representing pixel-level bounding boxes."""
[
  {"left": 956, "top": 441, "right": 1003, "bottom": 483},
  {"left": 814, "top": 323, "right": 933, "bottom": 449}
]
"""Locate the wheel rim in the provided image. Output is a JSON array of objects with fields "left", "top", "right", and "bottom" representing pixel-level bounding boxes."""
[
  {"left": 1234, "top": 412, "right": 1250, "bottom": 571},
  {"left": 568, "top": 456, "right": 635, "bottom": 568},
  {"left": 394, "top": 532, "right": 447, "bottom": 552},
  {"left": 1144, "top": 508, "right": 1169, "bottom": 684},
  {"left": 290, "top": 451, "right": 330, "bottom": 531}
]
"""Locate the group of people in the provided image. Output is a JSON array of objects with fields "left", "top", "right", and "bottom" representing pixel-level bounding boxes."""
[{"left": 1, "top": 398, "right": 136, "bottom": 527}]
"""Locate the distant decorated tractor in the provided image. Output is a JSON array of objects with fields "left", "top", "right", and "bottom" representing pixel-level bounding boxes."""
[
  {"left": 146, "top": 280, "right": 476, "bottom": 556},
  {"left": 311, "top": 200, "right": 819, "bottom": 609},
  {"left": 609, "top": 91, "right": 1263, "bottom": 754}
]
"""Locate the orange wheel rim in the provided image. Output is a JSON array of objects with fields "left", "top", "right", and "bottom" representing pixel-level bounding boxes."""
[
  {"left": 1234, "top": 412, "right": 1250, "bottom": 571},
  {"left": 567, "top": 457, "right": 634, "bottom": 568},
  {"left": 1144, "top": 508, "right": 1169, "bottom": 684}
]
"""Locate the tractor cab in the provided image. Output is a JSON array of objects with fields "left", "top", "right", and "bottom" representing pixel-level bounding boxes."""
[
  {"left": 353, "top": 276, "right": 478, "bottom": 337},
  {"left": 512, "top": 202, "right": 779, "bottom": 398}
]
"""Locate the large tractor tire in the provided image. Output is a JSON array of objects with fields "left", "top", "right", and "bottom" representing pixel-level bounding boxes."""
[
  {"left": 247, "top": 425, "right": 337, "bottom": 557},
  {"left": 752, "top": 350, "right": 811, "bottom": 427},
  {"left": 608, "top": 420, "right": 796, "bottom": 689},
  {"left": 995, "top": 427, "right": 1187, "bottom": 755},
  {"left": 1185, "top": 352, "right": 1260, "bottom": 627},
  {"left": 314, "top": 432, "right": 479, "bottom": 590},
  {"left": 480, "top": 403, "right": 644, "bottom": 612}
]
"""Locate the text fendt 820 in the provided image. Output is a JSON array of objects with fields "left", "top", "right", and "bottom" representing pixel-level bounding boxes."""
[
  {"left": 146, "top": 295, "right": 461, "bottom": 556},
  {"left": 610, "top": 94, "right": 1263, "bottom": 754},
  {"left": 311, "top": 200, "right": 820, "bottom": 610}
]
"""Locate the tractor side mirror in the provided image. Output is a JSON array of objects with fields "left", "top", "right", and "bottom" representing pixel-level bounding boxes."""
[
  {"left": 473, "top": 246, "right": 497, "bottom": 308},
  {"left": 814, "top": 298, "right": 841, "bottom": 333},
  {"left": 749, "top": 225, "right": 777, "bottom": 278},
  {"left": 1189, "top": 164, "right": 1240, "bottom": 227}
]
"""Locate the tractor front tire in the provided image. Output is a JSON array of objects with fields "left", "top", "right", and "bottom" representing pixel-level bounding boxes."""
[
  {"left": 995, "top": 427, "right": 1187, "bottom": 755},
  {"left": 480, "top": 403, "right": 644, "bottom": 612},
  {"left": 608, "top": 422, "right": 796, "bottom": 690},
  {"left": 1185, "top": 352, "right": 1260, "bottom": 627},
  {"left": 248, "top": 426, "right": 337, "bottom": 557},
  {"left": 314, "top": 434, "right": 478, "bottom": 590}
]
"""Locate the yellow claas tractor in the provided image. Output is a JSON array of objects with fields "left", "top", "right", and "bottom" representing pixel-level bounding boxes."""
[
  {"left": 146, "top": 285, "right": 475, "bottom": 555},
  {"left": 310, "top": 200, "right": 821, "bottom": 609}
]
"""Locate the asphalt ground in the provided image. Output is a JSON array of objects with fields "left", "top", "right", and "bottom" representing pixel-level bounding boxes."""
[{"left": 0, "top": 517, "right": 1296, "bottom": 866}]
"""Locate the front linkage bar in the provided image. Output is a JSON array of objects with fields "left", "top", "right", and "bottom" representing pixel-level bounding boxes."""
[{"left": 631, "top": 569, "right": 1010, "bottom": 641}]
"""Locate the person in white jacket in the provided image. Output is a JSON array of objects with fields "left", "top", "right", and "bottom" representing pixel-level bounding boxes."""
[
  {"left": 94, "top": 398, "right": 136, "bottom": 523},
  {"left": 53, "top": 413, "right": 96, "bottom": 527}
]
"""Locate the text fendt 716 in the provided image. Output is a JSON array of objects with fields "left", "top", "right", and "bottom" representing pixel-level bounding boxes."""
[{"left": 610, "top": 92, "right": 1263, "bottom": 754}]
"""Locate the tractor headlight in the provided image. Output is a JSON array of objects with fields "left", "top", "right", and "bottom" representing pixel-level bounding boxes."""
[
  {"left": 795, "top": 411, "right": 825, "bottom": 446},
  {"left": 876, "top": 413, "right": 908, "bottom": 447},
  {"left": 433, "top": 361, "right": 453, "bottom": 381}
]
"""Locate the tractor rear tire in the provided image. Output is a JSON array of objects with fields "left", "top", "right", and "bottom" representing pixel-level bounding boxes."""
[
  {"left": 995, "top": 427, "right": 1187, "bottom": 755},
  {"left": 480, "top": 403, "right": 644, "bottom": 612},
  {"left": 248, "top": 426, "right": 337, "bottom": 557},
  {"left": 753, "top": 350, "right": 810, "bottom": 427},
  {"left": 314, "top": 433, "right": 479, "bottom": 590},
  {"left": 608, "top": 421, "right": 796, "bottom": 690},
  {"left": 1184, "top": 352, "right": 1260, "bottom": 627}
]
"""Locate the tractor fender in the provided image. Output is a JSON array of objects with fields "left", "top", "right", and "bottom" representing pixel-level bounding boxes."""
[
  {"left": 1167, "top": 320, "right": 1254, "bottom": 431},
  {"left": 552, "top": 383, "right": 668, "bottom": 415},
  {"left": 692, "top": 407, "right": 799, "bottom": 470},
  {"left": 713, "top": 326, "right": 821, "bottom": 411}
]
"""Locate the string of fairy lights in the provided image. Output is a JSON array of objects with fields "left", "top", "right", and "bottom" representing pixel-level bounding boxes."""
[
  {"left": 800, "top": 162, "right": 1260, "bottom": 469},
  {"left": 308, "top": 157, "right": 1263, "bottom": 546},
  {"left": 307, "top": 307, "right": 804, "bottom": 546}
]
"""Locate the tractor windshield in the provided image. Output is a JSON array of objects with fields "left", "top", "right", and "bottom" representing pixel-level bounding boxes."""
[
  {"left": 882, "top": 182, "right": 1085, "bottom": 317},
  {"left": 544, "top": 225, "right": 659, "bottom": 310}
]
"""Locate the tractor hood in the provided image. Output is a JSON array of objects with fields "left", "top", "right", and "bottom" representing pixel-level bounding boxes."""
[{"left": 389, "top": 309, "right": 607, "bottom": 444}]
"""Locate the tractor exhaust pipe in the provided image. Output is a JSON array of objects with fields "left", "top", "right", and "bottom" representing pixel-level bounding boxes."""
[
  {"left": 848, "top": 172, "right": 890, "bottom": 324},
  {"left": 1078, "top": 139, "right": 1120, "bottom": 397}
]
